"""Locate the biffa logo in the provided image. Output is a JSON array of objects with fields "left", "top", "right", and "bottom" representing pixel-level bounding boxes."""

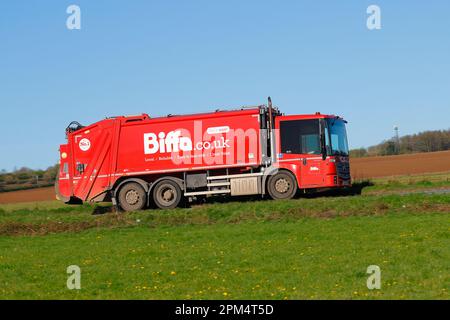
[
  {"left": 143, "top": 130, "right": 231, "bottom": 155},
  {"left": 144, "top": 131, "right": 192, "bottom": 154}
]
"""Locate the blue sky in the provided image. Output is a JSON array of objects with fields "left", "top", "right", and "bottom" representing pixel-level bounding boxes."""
[{"left": 0, "top": 1, "right": 449, "bottom": 171}]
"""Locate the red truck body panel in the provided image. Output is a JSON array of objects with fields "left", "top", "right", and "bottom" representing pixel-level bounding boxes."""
[{"left": 58, "top": 108, "right": 264, "bottom": 202}]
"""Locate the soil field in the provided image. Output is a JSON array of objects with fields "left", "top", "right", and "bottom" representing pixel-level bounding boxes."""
[
  {"left": 351, "top": 150, "right": 450, "bottom": 180},
  {"left": 0, "top": 186, "right": 55, "bottom": 204}
]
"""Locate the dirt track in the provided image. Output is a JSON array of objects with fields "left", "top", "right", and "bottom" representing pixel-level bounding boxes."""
[
  {"left": 1, "top": 150, "right": 450, "bottom": 204},
  {"left": 350, "top": 150, "right": 450, "bottom": 179}
]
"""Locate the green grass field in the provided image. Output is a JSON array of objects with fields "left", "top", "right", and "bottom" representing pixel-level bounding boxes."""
[{"left": 0, "top": 175, "right": 449, "bottom": 300}]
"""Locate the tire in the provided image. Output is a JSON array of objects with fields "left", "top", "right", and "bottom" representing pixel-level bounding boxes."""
[
  {"left": 152, "top": 179, "right": 182, "bottom": 209},
  {"left": 267, "top": 171, "right": 298, "bottom": 200},
  {"left": 118, "top": 182, "right": 147, "bottom": 212}
]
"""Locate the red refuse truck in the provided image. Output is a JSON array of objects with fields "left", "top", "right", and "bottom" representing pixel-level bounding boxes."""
[{"left": 56, "top": 98, "right": 351, "bottom": 211}]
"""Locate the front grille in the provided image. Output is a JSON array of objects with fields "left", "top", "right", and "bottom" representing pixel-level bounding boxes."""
[{"left": 336, "top": 161, "right": 351, "bottom": 180}]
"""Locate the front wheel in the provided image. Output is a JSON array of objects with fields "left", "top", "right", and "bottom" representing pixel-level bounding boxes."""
[
  {"left": 152, "top": 180, "right": 182, "bottom": 209},
  {"left": 267, "top": 171, "right": 298, "bottom": 200}
]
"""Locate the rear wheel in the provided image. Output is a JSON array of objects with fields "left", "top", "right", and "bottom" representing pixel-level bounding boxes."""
[
  {"left": 153, "top": 180, "right": 182, "bottom": 209},
  {"left": 118, "top": 182, "right": 147, "bottom": 212},
  {"left": 267, "top": 171, "right": 298, "bottom": 200}
]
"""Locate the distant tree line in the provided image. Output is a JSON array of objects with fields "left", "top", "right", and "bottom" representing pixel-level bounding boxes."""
[
  {"left": 0, "top": 165, "right": 59, "bottom": 192},
  {"left": 350, "top": 129, "right": 450, "bottom": 158}
]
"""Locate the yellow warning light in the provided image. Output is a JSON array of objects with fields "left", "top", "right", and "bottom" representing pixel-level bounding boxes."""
[{"left": 61, "top": 152, "right": 68, "bottom": 159}]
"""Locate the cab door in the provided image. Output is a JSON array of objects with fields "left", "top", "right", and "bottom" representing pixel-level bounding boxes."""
[
  {"left": 278, "top": 118, "right": 326, "bottom": 187},
  {"left": 301, "top": 157, "right": 325, "bottom": 187}
]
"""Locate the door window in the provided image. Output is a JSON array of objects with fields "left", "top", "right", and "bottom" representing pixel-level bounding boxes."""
[{"left": 280, "top": 119, "right": 321, "bottom": 155}]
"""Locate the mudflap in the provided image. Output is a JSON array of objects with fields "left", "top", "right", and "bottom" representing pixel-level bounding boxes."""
[{"left": 55, "top": 180, "right": 83, "bottom": 205}]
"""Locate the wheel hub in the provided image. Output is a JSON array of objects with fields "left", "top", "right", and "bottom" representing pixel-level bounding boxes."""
[
  {"left": 162, "top": 188, "right": 175, "bottom": 202},
  {"left": 125, "top": 190, "right": 140, "bottom": 205},
  {"left": 275, "top": 178, "right": 290, "bottom": 193}
]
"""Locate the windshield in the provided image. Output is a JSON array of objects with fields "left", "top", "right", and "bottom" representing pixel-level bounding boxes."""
[{"left": 326, "top": 119, "right": 349, "bottom": 156}]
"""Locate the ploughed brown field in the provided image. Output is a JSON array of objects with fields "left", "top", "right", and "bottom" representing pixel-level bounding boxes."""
[
  {"left": 1, "top": 150, "right": 450, "bottom": 204},
  {"left": 350, "top": 150, "right": 450, "bottom": 179},
  {"left": 0, "top": 187, "right": 55, "bottom": 204}
]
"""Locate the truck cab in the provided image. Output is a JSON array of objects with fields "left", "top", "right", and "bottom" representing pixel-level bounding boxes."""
[{"left": 275, "top": 113, "right": 351, "bottom": 190}]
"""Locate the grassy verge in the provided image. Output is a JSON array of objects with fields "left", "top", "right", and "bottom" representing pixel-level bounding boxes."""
[
  {"left": 0, "top": 212, "right": 448, "bottom": 299},
  {"left": 0, "top": 193, "right": 450, "bottom": 235},
  {"left": 0, "top": 174, "right": 449, "bottom": 299},
  {"left": 351, "top": 171, "right": 450, "bottom": 195}
]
